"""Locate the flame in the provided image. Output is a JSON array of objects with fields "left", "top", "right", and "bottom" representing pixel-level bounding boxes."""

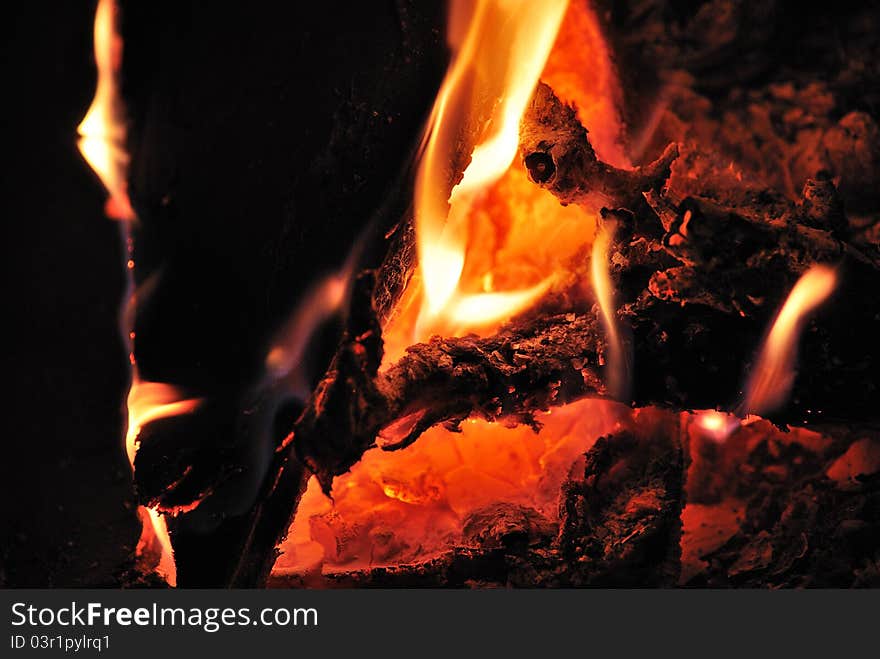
[
  {"left": 76, "top": 0, "right": 133, "bottom": 221},
  {"left": 742, "top": 265, "right": 837, "bottom": 416},
  {"left": 265, "top": 270, "right": 350, "bottom": 399},
  {"left": 411, "top": 0, "right": 569, "bottom": 339},
  {"left": 277, "top": 1, "right": 631, "bottom": 575},
  {"left": 540, "top": 0, "right": 628, "bottom": 167},
  {"left": 590, "top": 218, "right": 629, "bottom": 399}
]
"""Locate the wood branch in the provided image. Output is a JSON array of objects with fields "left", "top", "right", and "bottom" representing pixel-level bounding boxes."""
[
  {"left": 520, "top": 82, "right": 679, "bottom": 208},
  {"left": 518, "top": 82, "right": 880, "bottom": 422}
]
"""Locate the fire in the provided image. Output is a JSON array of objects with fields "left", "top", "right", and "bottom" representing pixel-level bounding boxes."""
[
  {"left": 694, "top": 410, "right": 742, "bottom": 444},
  {"left": 742, "top": 265, "right": 837, "bottom": 416},
  {"left": 280, "top": 0, "right": 630, "bottom": 577},
  {"left": 591, "top": 218, "right": 629, "bottom": 399},
  {"left": 265, "top": 269, "right": 350, "bottom": 400},
  {"left": 276, "top": 399, "right": 628, "bottom": 574},
  {"left": 383, "top": 0, "right": 625, "bottom": 361},
  {"left": 124, "top": 378, "right": 202, "bottom": 586}
]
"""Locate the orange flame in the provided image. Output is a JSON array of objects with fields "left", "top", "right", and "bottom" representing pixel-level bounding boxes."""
[
  {"left": 412, "top": 0, "right": 568, "bottom": 339},
  {"left": 742, "top": 265, "right": 837, "bottom": 416},
  {"left": 76, "top": 0, "right": 134, "bottom": 221}
]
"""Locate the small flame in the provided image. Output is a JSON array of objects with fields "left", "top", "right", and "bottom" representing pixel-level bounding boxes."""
[
  {"left": 591, "top": 218, "right": 629, "bottom": 399},
  {"left": 76, "top": 0, "right": 133, "bottom": 221},
  {"left": 124, "top": 377, "right": 202, "bottom": 586},
  {"left": 413, "top": 0, "right": 568, "bottom": 338},
  {"left": 742, "top": 265, "right": 837, "bottom": 416}
]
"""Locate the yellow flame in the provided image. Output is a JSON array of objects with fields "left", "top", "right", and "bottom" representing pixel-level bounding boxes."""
[
  {"left": 591, "top": 218, "right": 628, "bottom": 399},
  {"left": 76, "top": 0, "right": 133, "bottom": 220},
  {"left": 413, "top": 0, "right": 568, "bottom": 338},
  {"left": 743, "top": 265, "right": 837, "bottom": 416}
]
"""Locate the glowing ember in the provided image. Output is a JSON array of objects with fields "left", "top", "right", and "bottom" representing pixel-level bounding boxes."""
[
  {"left": 742, "top": 265, "right": 837, "bottom": 416},
  {"left": 694, "top": 410, "right": 741, "bottom": 444}
]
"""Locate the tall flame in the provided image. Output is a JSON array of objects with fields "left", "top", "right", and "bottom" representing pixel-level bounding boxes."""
[
  {"left": 742, "top": 265, "right": 837, "bottom": 416},
  {"left": 78, "top": 0, "right": 200, "bottom": 586},
  {"left": 591, "top": 218, "right": 629, "bottom": 399},
  {"left": 413, "top": 0, "right": 568, "bottom": 338},
  {"left": 279, "top": 0, "right": 634, "bottom": 577}
]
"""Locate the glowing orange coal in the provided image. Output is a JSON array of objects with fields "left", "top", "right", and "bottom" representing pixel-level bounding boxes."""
[
  {"left": 743, "top": 265, "right": 837, "bottom": 416},
  {"left": 279, "top": 0, "right": 630, "bottom": 577}
]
